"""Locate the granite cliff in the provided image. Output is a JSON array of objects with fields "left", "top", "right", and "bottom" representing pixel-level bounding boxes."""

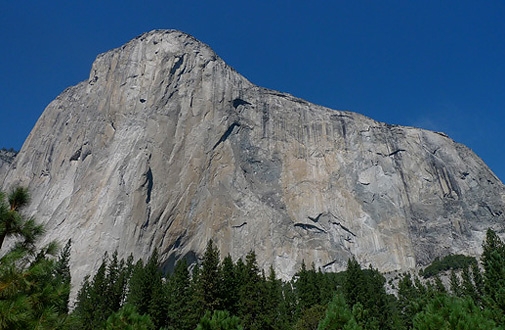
[
  {"left": 2, "top": 30, "right": 504, "bottom": 290},
  {"left": 0, "top": 149, "right": 16, "bottom": 183}
]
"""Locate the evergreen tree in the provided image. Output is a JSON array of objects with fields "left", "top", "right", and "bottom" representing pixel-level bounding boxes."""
[
  {"left": 105, "top": 304, "right": 155, "bottom": 330},
  {"left": 413, "top": 294, "right": 497, "bottom": 330},
  {"left": 318, "top": 294, "right": 362, "bottom": 330},
  {"left": 188, "top": 262, "right": 205, "bottom": 327},
  {"left": 104, "top": 250, "right": 123, "bottom": 312},
  {"left": 51, "top": 239, "right": 72, "bottom": 314},
  {"left": 295, "top": 261, "right": 320, "bottom": 311},
  {"left": 199, "top": 240, "right": 222, "bottom": 312},
  {"left": 449, "top": 270, "right": 462, "bottom": 297},
  {"left": 126, "top": 249, "right": 164, "bottom": 326},
  {"left": 264, "top": 265, "right": 285, "bottom": 329},
  {"left": 220, "top": 254, "right": 239, "bottom": 315},
  {"left": 0, "top": 187, "right": 45, "bottom": 252},
  {"left": 433, "top": 275, "right": 446, "bottom": 294},
  {"left": 237, "top": 250, "right": 267, "bottom": 330},
  {"left": 460, "top": 265, "right": 478, "bottom": 302},
  {"left": 196, "top": 310, "right": 243, "bottom": 330},
  {"left": 0, "top": 187, "right": 70, "bottom": 328},
  {"left": 343, "top": 258, "right": 366, "bottom": 309},
  {"left": 0, "top": 232, "right": 72, "bottom": 328},
  {"left": 278, "top": 280, "right": 298, "bottom": 329},
  {"left": 294, "top": 304, "right": 326, "bottom": 330},
  {"left": 165, "top": 258, "right": 195, "bottom": 330},
  {"left": 73, "top": 254, "right": 110, "bottom": 329},
  {"left": 471, "top": 262, "right": 484, "bottom": 298},
  {"left": 481, "top": 228, "right": 505, "bottom": 315}
]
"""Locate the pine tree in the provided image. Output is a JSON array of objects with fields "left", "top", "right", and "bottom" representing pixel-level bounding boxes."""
[
  {"left": 196, "top": 310, "right": 243, "bottom": 330},
  {"left": 0, "top": 235, "right": 72, "bottom": 328},
  {"left": 413, "top": 294, "right": 497, "bottom": 330},
  {"left": 0, "top": 187, "right": 44, "bottom": 251},
  {"left": 52, "top": 239, "right": 72, "bottom": 314},
  {"left": 397, "top": 273, "right": 420, "bottom": 329},
  {"left": 0, "top": 187, "right": 73, "bottom": 328},
  {"left": 343, "top": 258, "right": 365, "bottom": 309},
  {"left": 127, "top": 249, "right": 164, "bottom": 324},
  {"left": 76, "top": 254, "right": 110, "bottom": 329},
  {"left": 237, "top": 250, "right": 267, "bottom": 330},
  {"left": 166, "top": 258, "right": 195, "bottom": 330},
  {"left": 221, "top": 254, "right": 239, "bottom": 315},
  {"left": 264, "top": 265, "right": 284, "bottom": 329},
  {"left": 199, "top": 240, "right": 222, "bottom": 312},
  {"left": 188, "top": 262, "right": 205, "bottom": 327},
  {"left": 461, "top": 265, "right": 478, "bottom": 302},
  {"left": 295, "top": 261, "right": 320, "bottom": 311},
  {"left": 471, "top": 262, "right": 485, "bottom": 309},
  {"left": 481, "top": 228, "right": 505, "bottom": 315},
  {"left": 318, "top": 294, "right": 361, "bottom": 330},
  {"left": 105, "top": 304, "right": 155, "bottom": 330},
  {"left": 449, "top": 270, "right": 462, "bottom": 297},
  {"left": 278, "top": 280, "right": 298, "bottom": 328}
]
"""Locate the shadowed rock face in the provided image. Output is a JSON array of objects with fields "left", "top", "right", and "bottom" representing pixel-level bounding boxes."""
[
  {"left": 0, "top": 150, "right": 16, "bottom": 183},
  {"left": 2, "top": 30, "right": 505, "bottom": 289}
]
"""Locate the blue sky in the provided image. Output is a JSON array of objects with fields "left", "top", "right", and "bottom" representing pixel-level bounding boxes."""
[{"left": 1, "top": 1, "right": 504, "bottom": 181}]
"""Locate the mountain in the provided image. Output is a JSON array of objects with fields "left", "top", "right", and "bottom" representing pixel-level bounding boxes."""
[
  {"left": 2, "top": 30, "right": 504, "bottom": 290},
  {"left": 0, "top": 148, "right": 16, "bottom": 183}
]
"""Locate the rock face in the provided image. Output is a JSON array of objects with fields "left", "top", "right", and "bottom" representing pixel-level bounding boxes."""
[
  {"left": 2, "top": 30, "right": 505, "bottom": 289},
  {"left": 0, "top": 149, "right": 16, "bottom": 183}
]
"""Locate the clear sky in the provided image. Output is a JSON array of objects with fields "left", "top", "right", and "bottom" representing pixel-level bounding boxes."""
[{"left": 1, "top": 1, "right": 504, "bottom": 181}]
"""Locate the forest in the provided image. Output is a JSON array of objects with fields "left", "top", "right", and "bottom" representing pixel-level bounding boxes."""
[{"left": 1, "top": 186, "right": 505, "bottom": 329}]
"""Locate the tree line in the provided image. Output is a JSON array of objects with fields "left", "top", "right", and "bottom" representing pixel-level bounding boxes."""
[{"left": 2, "top": 187, "right": 505, "bottom": 329}]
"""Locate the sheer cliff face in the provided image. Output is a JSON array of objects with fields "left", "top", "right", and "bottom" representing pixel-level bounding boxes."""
[{"left": 3, "top": 30, "right": 505, "bottom": 286}]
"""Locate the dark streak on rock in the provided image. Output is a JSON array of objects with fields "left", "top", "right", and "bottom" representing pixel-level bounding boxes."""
[
  {"left": 143, "top": 167, "right": 154, "bottom": 204},
  {"left": 294, "top": 223, "right": 327, "bottom": 233},
  {"left": 70, "top": 147, "right": 82, "bottom": 161},
  {"left": 376, "top": 149, "right": 406, "bottom": 157},
  {"left": 170, "top": 56, "right": 184, "bottom": 75},
  {"left": 332, "top": 221, "right": 356, "bottom": 237},
  {"left": 232, "top": 222, "right": 247, "bottom": 228},
  {"left": 388, "top": 149, "right": 406, "bottom": 157},
  {"left": 213, "top": 122, "right": 240, "bottom": 150},
  {"left": 232, "top": 98, "right": 251, "bottom": 109},
  {"left": 262, "top": 105, "right": 269, "bottom": 138},
  {"left": 322, "top": 259, "right": 337, "bottom": 268},
  {"left": 308, "top": 213, "right": 323, "bottom": 222}
]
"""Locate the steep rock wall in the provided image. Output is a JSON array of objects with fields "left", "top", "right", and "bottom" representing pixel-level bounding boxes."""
[{"left": 2, "top": 30, "right": 505, "bottom": 290}]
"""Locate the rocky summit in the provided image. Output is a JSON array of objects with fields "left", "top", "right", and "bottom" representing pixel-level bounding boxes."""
[{"left": 2, "top": 30, "right": 504, "bottom": 290}]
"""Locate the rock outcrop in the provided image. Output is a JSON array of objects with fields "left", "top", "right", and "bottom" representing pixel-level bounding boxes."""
[
  {"left": 0, "top": 149, "right": 16, "bottom": 183},
  {"left": 2, "top": 30, "right": 505, "bottom": 290}
]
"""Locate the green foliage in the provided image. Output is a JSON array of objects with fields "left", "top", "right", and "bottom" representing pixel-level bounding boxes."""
[
  {"left": 343, "top": 259, "right": 402, "bottom": 329},
  {"left": 165, "top": 258, "right": 195, "bottom": 330},
  {"left": 73, "top": 251, "right": 134, "bottom": 329},
  {"left": 318, "top": 294, "right": 361, "bottom": 330},
  {"left": 0, "top": 245, "right": 73, "bottom": 329},
  {"left": 127, "top": 249, "right": 165, "bottom": 327},
  {"left": 105, "top": 304, "right": 155, "bottom": 330},
  {"left": 413, "top": 294, "right": 498, "bottom": 330},
  {"left": 0, "top": 187, "right": 72, "bottom": 329},
  {"left": 221, "top": 255, "right": 239, "bottom": 315},
  {"left": 295, "top": 261, "right": 320, "bottom": 311},
  {"left": 237, "top": 250, "right": 268, "bottom": 330},
  {"left": 0, "top": 186, "right": 45, "bottom": 252},
  {"left": 53, "top": 239, "right": 72, "bottom": 314},
  {"left": 7, "top": 224, "right": 505, "bottom": 330},
  {"left": 196, "top": 310, "right": 243, "bottom": 330},
  {"left": 294, "top": 304, "right": 326, "bottom": 330},
  {"left": 199, "top": 240, "right": 222, "bottom": 312},
  {"left": 420, "top": 254, "right": 477, "bottom": 278}
]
